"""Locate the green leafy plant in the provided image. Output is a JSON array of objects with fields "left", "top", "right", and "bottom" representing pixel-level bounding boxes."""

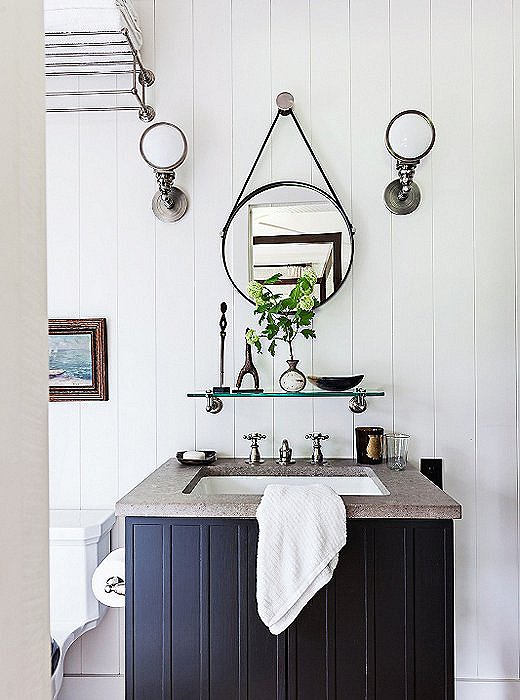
[{"left": 245, "top": 268, "right": 318, "bottom": 359}]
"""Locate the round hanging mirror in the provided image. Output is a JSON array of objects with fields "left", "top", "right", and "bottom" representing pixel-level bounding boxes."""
[
  {"left": 222, "top": 182, "right": 354, "bottom": 308},
  {"left": 385, "top": 110, "right": 435, "bottom": 162}
]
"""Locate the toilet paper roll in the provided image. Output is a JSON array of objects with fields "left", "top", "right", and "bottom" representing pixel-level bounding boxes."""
[{"left": 92, "top": 548, "right": 125, "bottom": 608}]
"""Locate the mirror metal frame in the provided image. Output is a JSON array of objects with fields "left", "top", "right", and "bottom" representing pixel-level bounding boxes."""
[
  {"left": 383, "top": 109, "right": 436, "bottom": 215},
  {"left": 384, "top": 109, "right": 435, "bottom": 163},
  {"left": 139, "top": 121, "right": 189, "bottom": 222},
  {"left": 139, "top": 121, "right": 188, "bottom": 171},
  {"left": 221, "top": 180, "right": 355, "bottom": 308}
]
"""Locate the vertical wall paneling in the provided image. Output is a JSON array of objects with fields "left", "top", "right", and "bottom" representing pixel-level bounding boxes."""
[
  {"left": 309, "top": 0, "right": 354, "bottom": 456},
  {"left": 430, "top": 0, "right": 478, "bottom": 677},
  {"left": 473, "top": 0, "right": 518, "bottom": 679},
  {"left": 78, "top": 109, "right": 119, "bottom": 511},
  {"left": 389, "top": 0, "right": 435, "bottom": 463},
  {"left": 46, "top": 108, "right": 80, "bottom": 317},
  {"left": 46, "top": 97, "right": 83, "bottom": 676},
  {"left": 270, "top": 0, "right": 313, "bottom": 456},
  {"left": 62, "top": 629, "right": 82, "bottom": 677},
  {"left": 350, "top": 3, "right": 394, "bottom": 442},
  {"left": 81, "top": 608, "right": 121, "bottom": 676},
  {"left": 154, "top": 0, "right": 196, "bottom": 464},
  {"left": 46, "top": 107, "right": 81, "bottom": 511},
  {"left": 231, "top": 0, "right": 274, "bottom": 457},
  {"left": 192, "top": 0, "right": 235, "bottom": 455},
  {"left": 515, "top": 0, "right": 520, "bottom": 687},
  {"left": 45, "top": 0, "right": 520, "bottom": 692},
  {"left": 116, "top": 109, "right": 157, "bottom": 499},
  {"left": 48, "top": 406, "right": 81, "bottom": 511}
]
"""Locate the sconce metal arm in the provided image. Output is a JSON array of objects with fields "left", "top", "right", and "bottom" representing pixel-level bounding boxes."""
[
  {"left": 395, "top": 160, "right": 419, "bottom": 201},
  {"left": 155, "top": 171, "right": 177, "bottom": 208}
]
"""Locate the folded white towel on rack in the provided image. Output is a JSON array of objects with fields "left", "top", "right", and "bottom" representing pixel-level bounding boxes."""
[
  {"left": 256, "top": 483, "right": 346, "bottom": 635},
  {"left": 44, "top": 0, "right": 142, "bottom": 48}
]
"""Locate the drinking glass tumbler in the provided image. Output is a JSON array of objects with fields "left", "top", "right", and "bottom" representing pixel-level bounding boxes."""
[
  {"left": 355, "top": 427, "right": 384, "bottom": 465},
  {"left": 384, "top": 433, "right": 410, "bottom": 471}
]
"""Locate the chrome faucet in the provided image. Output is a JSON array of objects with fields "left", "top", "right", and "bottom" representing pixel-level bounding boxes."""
[
  {"left": 305, "top": 432, "right": 329, "bottom": 465},
  {"left": 277, "top": 438, "right": 295, "bottom": 466},
  {"left": 243, "top": 433, "right": 266, "bottom": 464}
]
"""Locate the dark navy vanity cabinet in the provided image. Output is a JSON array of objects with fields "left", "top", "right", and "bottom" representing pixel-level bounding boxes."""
[{"left": 125, "top": 517, "right": 454, "bottom": 700}]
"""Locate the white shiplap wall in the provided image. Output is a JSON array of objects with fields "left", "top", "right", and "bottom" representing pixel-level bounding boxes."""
[{"left": 46, "top": 0, "right": 520, "bottom": 697}]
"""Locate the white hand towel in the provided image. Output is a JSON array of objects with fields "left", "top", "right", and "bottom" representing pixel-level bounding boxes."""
[
  {"left": 256, "top": 483, "right": 346, "bottom": 635},
  {"left": 45, "top": 0, "right": 142, "bottom": 48}
]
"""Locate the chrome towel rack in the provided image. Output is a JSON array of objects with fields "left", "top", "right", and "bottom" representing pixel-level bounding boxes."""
[{"left": 45, "top": 28, "right": 155, "bottom": 121}]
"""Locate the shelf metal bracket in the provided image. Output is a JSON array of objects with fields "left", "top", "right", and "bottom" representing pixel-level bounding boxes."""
[
  {"left": 348, "top": 388, "right": 368, "bottom": 414},
  {"left": 205, "top": 390, "right": 223, "bottom": 415}
]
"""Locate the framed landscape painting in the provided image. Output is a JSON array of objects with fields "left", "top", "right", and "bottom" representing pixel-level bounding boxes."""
[{"left": 49, "top": 318, "right": 108, "bottom": 401}]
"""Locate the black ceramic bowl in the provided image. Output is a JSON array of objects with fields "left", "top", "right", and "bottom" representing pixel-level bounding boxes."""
[
  {"left": 176, "top": 450, "right": 217, "bottom": 466},
  {"left": 307, "top": 374, "right": 364, "bottom": 392}
]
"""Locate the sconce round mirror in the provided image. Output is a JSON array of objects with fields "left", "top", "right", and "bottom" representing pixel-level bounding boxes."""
[
  {"left": 139, "top": 121, "right": 188, "bottom": 171},
  {"left": 222, "top": 182, "right": 354, "bottom": 308},
  {"left": 139, "top": 121, "right": 189, "bottom": 223},
  {"left": 385, "top": 110, "right": 435, "bottom": 162}
]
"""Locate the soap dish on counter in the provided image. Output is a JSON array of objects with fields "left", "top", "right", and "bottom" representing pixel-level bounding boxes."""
[{"left": 176, "top": 450, "right": 217, "bottom": 466}]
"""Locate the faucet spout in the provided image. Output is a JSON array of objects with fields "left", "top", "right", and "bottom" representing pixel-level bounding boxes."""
[{"left": 277, "top": 438, "right": 295, "bottom": 466}]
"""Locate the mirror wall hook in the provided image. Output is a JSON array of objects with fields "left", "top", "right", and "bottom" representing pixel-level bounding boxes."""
[
  {"left": 140, "top": 121, "right": 189, "bottom": 222},
  {"left": 276, "top": 91, "right": 295, "bottom": 114},
  {"left": 383, "top": 109, "right": 435, "bottom": 215},
  {"left": 220, "top": 90, "right": 355, "bottom": 307}
]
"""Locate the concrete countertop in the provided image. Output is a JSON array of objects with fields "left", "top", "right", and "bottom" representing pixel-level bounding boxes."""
[{"left": 116, "top": 458, "right": 462, "bottom": 519}]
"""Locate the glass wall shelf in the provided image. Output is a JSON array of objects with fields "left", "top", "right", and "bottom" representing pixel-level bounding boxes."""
[
  {"left": 187, "top": 389, "right": 384, "bottom": 398},
  {"left": 187, "top": 388, "right": 385, "bottom": 415}
]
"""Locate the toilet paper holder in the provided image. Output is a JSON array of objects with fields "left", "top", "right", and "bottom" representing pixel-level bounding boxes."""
[{"left": 104, "top": 576, "right": 125, "bottom": 596}]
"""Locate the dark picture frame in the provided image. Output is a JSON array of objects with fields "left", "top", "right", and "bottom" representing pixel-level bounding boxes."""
[{"left": 49, "top": 318, "right": 108, "bottom": 402}]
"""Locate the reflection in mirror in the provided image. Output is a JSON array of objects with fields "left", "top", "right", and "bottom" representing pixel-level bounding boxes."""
[
  {"left": 222, "top": 183, "right": 353, "bottom": 307},
  {"left": 250, "top": 202, "right": 344, "bottom": 304}
]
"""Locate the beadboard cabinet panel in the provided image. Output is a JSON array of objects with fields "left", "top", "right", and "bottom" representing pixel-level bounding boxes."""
[{"left": 125, "top": 517, "right": 454, "bottom": 700}]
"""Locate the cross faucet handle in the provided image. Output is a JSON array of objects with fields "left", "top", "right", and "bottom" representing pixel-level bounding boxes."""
[
  {"left": 305, "top": 432, "right": 329, "bottom": 443},
  {"left": 305, "top": 432, "right": 330, "bottom": 465},
  {"left": 243, "top": 433, "right": 266, "bottom": 444},
  {"left": 243, "top": 433, "right": 266, "bottom": 464}
]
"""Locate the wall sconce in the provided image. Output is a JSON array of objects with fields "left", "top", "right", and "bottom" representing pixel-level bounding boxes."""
[
  {"left": 383, "top": 109, "right": 435, "bottom": 215},
  {"left": 139, "top": 121, "right": 189, "bottom": 222}
]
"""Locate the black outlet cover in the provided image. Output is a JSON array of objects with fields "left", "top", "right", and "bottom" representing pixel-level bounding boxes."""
[{"left": 421, "top": 458, "right": 443, "bottom": 489}]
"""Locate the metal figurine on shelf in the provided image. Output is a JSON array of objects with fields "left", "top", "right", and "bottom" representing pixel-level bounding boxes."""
[
  {"left": 234, "top": 330, "right": 263, "bottom": 393},
  {"left": 213, "top": 302, "right": 230, "bottom": 394}
]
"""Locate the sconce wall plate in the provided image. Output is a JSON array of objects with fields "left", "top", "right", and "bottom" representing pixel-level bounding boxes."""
[
  {"left": 384, "top": 180, "right": 421, "bottom": 216},
  {"left": 140, "top": 121, "right": 189, "bottom": 222},
  {"left": 152, "top": 187, "right": 189, "bottom": 223},
  {"left": 384, "top": 109, "right": 435, "bottom": 215}
]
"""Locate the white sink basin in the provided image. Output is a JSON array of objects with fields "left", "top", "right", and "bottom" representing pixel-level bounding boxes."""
[{"left": 188, "top": 472, "right": 389, "bottom": 496}]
